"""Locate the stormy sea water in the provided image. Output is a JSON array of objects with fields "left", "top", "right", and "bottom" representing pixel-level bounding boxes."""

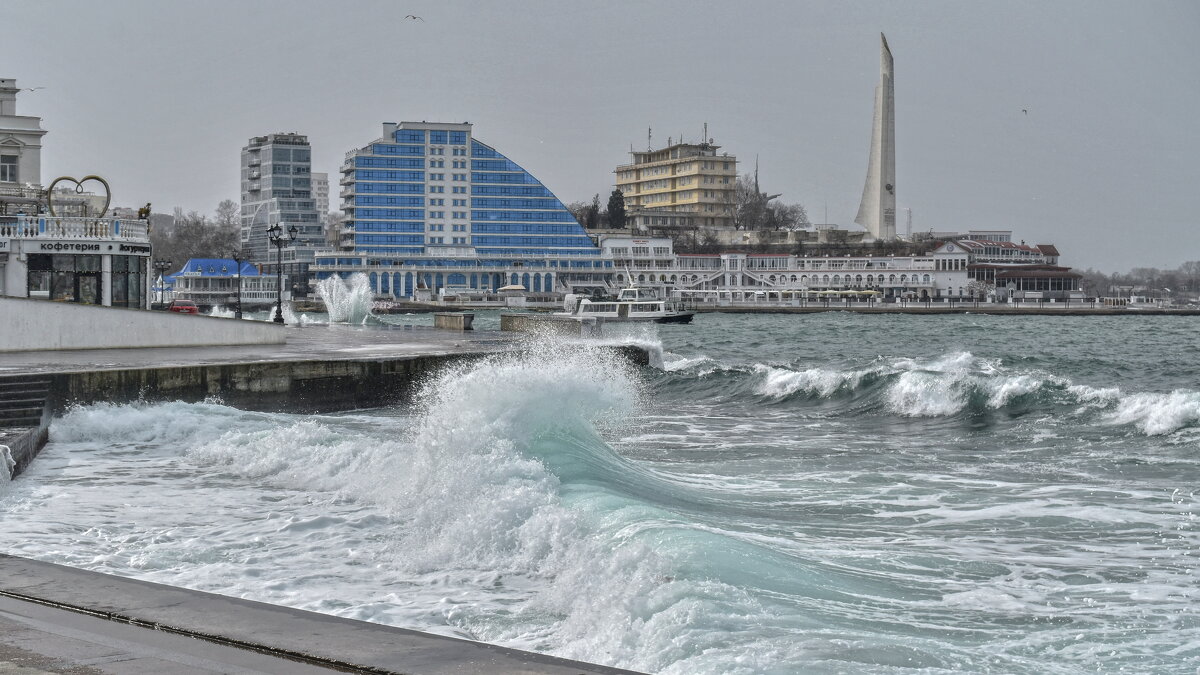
[{"left": 2, "top": 313, "right": 1198, "bottom": 674}]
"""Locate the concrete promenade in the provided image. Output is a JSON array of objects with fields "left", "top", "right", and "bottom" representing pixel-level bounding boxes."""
[{"left": 0, "top": 555, "right": 642, "bottom": 674}]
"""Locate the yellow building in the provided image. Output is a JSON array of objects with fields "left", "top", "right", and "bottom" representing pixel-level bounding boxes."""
[{"left": 614, "top": 141, "right": 737, "bottom": 231}]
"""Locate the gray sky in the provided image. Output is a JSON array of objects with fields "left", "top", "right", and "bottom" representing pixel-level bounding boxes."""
[{"left": 5, "top": 0, "right": 1198, "bottom": 272}]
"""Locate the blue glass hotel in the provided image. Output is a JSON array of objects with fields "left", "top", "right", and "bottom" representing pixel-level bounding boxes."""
[{"left": 312, "top": 122, "right": 609, "bottom": 297}]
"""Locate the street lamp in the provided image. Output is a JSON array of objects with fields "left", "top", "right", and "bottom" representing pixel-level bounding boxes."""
[
  {"left": 267, "top": 223, "right": 297, "bottom": 324},
  {"left": 231, "top": 254, "right": 244, "bottom": 319},
  {"left": 152, "top": 259, "right": 173, "bottom": 307}
]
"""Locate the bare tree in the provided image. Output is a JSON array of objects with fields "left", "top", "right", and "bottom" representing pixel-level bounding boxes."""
[{"left": 150, "top": 200, "right": 242, "bottom": 266}]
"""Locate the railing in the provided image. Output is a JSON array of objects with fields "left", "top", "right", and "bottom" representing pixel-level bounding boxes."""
[
  {"left": 1, "top": 215, "right": 150, "bottom": 241},
  {"left": 0, "top": 184, "right": 44, "bottom": 201}
]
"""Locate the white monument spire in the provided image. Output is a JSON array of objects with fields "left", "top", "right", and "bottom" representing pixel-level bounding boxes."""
[{"left": 854, "top": 33, "right": 896, "bottom": 240}]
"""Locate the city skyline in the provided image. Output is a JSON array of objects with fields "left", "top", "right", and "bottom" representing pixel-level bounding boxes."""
[{"left": 4, "top": 0, "right": 1197, "bottom": 272}]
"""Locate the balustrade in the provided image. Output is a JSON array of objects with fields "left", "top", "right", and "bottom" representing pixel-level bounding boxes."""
[{"left": 1, "top": 215, "right": 149, "bottom": 242}]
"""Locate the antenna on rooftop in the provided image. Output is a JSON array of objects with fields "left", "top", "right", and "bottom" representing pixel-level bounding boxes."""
[
  {"left": 647, "top": 127, "right": 652, "bottom": 151},
  {"left": 703, "top": 122, "right": 708, "bottom": 146}
]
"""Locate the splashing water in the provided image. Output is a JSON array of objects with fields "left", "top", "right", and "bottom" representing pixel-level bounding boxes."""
[{"left": 316, "top": 273, "right": 375, "bottom": 325}]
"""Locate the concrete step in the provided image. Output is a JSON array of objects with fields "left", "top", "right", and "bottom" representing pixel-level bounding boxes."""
[
  {"left": 0, "top": 396, "right": 45, "bottom": 407},
  {"left": 0, "top": 384, "right": 51, "bottom": 395},
  {"left": 0, "top": 417, "right": 41, "bottom": 427},
  {"left": 0, "top": 375, "right": 52, "bottom": 385},
  {"left": 0, "top": 406, "right": 43, "bottom": 417}
]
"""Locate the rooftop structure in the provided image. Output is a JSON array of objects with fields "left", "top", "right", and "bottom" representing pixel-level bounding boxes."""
[
  {"left": 854, "top": 33, "right": 897, "bottom": 240},
  {"left": 615, "top": 138, "right": 737, "bottom": 232}
]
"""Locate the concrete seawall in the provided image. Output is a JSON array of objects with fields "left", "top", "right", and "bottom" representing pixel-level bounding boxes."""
[
  {"left": 0, "top": 296, "right": 286, "bottom": 352},
  {"left": 45, "top": 353, "right": 474, "bottom": 414}
]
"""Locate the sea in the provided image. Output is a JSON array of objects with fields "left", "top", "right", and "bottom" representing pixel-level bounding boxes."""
[{"left": 1, "top": 312, "right": 1198, "bottom": 674}]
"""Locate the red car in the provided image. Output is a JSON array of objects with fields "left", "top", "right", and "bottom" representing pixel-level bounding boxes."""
[{"left": 166, "top": 300, "right": 200, "bottom": 314}]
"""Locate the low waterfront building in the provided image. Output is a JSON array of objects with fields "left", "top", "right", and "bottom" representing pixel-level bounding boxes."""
[
  {"left": 311, "top": 121, "right": 610, "bottom": 297},
  {"left": 165, "top": 258, "right": 287, "bottom": 308},
  {"left": 597, "top": 233, "right": 1078, "bottom": 302},
  {"left": 614, "top": 139, "right": 737, "bottom": 232},
  {"left": 1, "top": 79, "right": 151, "bottom": 308}
]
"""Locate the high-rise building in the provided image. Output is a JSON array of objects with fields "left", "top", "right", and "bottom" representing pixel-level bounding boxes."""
[
  {"left": 855, "top": 33, "right": 897, "bottom": 241},
  {"left": 614, "top": 140, "right": 737, "bottom": 232},
  {"left": 313, "top": 121, "right": 609, "bottom": 297},
  {"left": 312, "top": 171, "right": 329, "bottom": 221},
  {"left": 240, "top": 133, "right": 323, "bottom": 295}
]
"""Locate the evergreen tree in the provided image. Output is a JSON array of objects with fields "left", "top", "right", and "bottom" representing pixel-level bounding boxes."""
[
  {"left": 606, "top": 189, "right": 627, "bottom": 229},
  {"left": 585, "top": 193, "right": 601, "bottom": 230}
]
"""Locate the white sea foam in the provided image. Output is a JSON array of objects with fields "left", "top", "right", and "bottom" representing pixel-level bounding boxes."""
[
  {"left": 662, "top": 352, "right": 711, "bottom": 372},
  {"left": 754, "top": 364, "right": 868, "bottom": 398},
  {"left": 1105, "top": 390, "right": 1200, "bottom": 436}
]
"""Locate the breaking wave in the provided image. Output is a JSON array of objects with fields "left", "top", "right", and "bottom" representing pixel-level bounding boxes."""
[
  {"left": 38, "top": 341, "right": 847, "bottom": 674},
  {"left": 662, "top": 350, "right": 1200, "bottom": 434}
]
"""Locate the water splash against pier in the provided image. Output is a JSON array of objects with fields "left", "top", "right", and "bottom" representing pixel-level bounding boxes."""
[{"left": 316, "top": 273, "right": 375, "bottom": 325}]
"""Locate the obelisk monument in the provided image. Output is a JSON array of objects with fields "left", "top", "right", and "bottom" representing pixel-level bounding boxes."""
[{"left": 855, "top": 33, "right": 896, "bottom": 240}]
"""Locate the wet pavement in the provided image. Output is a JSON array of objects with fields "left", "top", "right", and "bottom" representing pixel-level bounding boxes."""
[{"left": 0, "top": 324, "right": 518, "bottom": 376}]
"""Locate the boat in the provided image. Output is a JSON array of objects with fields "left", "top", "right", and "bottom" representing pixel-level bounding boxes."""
[{"left": 557, "top": 286, "right": 694, "bottom": 324}]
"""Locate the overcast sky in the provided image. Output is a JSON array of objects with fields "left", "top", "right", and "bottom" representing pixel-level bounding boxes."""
[{"left": 5, "top": 0, "right": 1197, "bottom": 271}]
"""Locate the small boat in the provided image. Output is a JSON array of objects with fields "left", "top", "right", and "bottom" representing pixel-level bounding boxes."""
[{"left": 558, "top": 286, "right": 694, "bottom": 324}]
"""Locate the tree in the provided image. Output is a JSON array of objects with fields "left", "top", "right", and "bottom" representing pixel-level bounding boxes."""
[
  {"left": 586, "top": 193, "right": 601, "bottom": 230},
  {"left": 606, "top": 189, "right": 627, "bottom": 229},
  {"left": 149, "top": 200, "right": 242, "bottom": 267},
  {"left": 565, "top": 201, "right": 590, "bottom": 227},
  {"left": 215, "top": 199, "right": 239, "bottom": 230},
  {"left": 697, "top": 230, "right": 720, "bottom": 254},
  {"left": 730, "top": 172, "right": 809, "bottom": 232}
]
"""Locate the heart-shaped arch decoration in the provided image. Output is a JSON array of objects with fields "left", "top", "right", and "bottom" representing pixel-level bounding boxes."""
[{"left": 47, "top": 175, "right": 112, "bottom": 218}]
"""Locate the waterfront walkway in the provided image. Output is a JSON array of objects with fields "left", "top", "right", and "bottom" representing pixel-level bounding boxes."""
[{"left": 0, "top": 555, "right": 640, "bottom": 675}]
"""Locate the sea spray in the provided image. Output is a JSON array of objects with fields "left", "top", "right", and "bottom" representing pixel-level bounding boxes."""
[{"left": 316, "top": 273, "right": 375, "bottom": 325}]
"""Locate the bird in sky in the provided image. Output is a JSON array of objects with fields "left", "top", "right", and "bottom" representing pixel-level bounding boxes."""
[
  {"left": 21, "top": 86, "right": 46, "bottom": 92},
  {"left": 404, "top": 14, "right": 423, "bottom": 21},
  {"left": 1022, "top": 109, "right": 1028, "bottom": 115}
]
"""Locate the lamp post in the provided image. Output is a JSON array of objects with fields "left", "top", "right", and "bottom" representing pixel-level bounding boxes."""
[
  {"left": 267, "top": 224, "right": 297, "bottom": 324},
  {"left": 231, "top": 254, "right": 244, "bottom": 319},
  {"left": 152, "top": 259, "right": 173, "bottom": 307}
]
